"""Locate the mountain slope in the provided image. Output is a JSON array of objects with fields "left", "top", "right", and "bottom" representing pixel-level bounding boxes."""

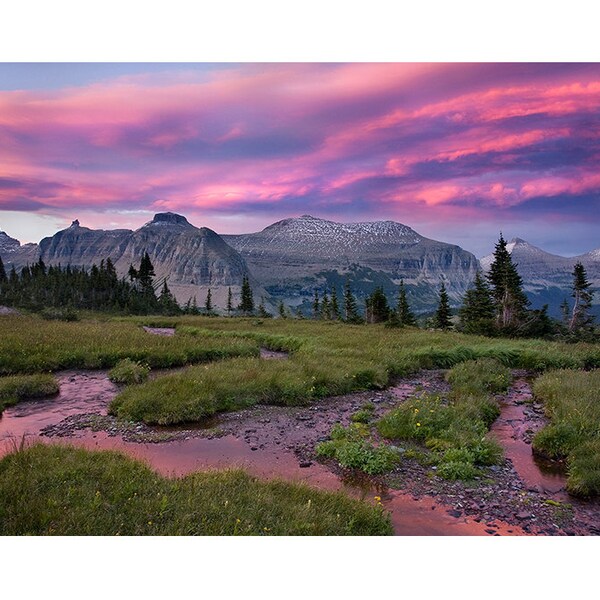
[
  {"left": 224, "top": 214, "right": 480, "bottom": 311},
  {"left": 3, "top": 213, "right": 251, "bottom": 305}
]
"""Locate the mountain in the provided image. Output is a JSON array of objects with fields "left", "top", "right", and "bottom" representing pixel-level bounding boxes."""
[
  {"left": 0, "top": 231, "right": 38, "bottom": 267},
  {"left": 223, "top": 214, "right": 480, "bottom": 312},
  {"left": 480, "top": 238, "right": 600, "bottom": 317},
  {"left": 2, "top": 213, "right": 250, "bottom": 305}
]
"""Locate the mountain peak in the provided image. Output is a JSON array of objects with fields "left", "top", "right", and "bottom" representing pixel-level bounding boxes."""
[
  {"left": 146, "top": 212, "right": 192, "bottom": 227},
  {"left": 509, "top": 237, "right": 528, "bottom": 245},
  {"left": 70, "top": 219, "right": 80, "bottom": 228}
]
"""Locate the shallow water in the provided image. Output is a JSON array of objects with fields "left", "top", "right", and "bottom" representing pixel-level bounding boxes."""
[
  {"left": 0, "top": 370, "right": 530, "bottom": 535},
  {"left": 489, "top": 377, "right": 567, "bottom": 496}
]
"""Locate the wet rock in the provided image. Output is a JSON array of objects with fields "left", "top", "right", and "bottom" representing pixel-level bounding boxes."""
[{"left": 516, "top": 511, "right": 534, "bottom": 520}]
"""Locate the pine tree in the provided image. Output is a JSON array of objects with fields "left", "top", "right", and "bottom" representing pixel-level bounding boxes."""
[
  {"left": 138, "top": 252, "right": 155, "bottom": 292},
  {"left": 569, "top": 262, "right": 594, "bottom": 332},
  {"left": 278, "top": 300, "right": 287, "bottom": 319},
  {"left": 343, "top": 280, "right": 360, "bottom": 323},
  {"left": 459, "top": 271, "right": 495, "bottom": 334},
  {"left": 258, "top": 296, "right": 271, "bottom": 318},
  {"left": 312, "top": 289, "right": 320, "bottom": 319},
  {"left": 204, "top": 288, "right": 213, "bottom": 313},
  {"left": 0, "top": 256, "right": 6, "bottom": 283},
  {"left": 365, "top": 286, "right": 389, "bottom": 324},
  {"left": 396, "top": 280, "right": 417, "bottom": 326},
  {"left": 226, "top": 287, "right": 233, "bottom": 316},
  {"left": 158, "top": 280, "right": 179, "bottom": 315},
  {"left": 434, "top": 282, "right": 452, "bottom": 330},
  {"left": 330, "top": 287, "right": 341, "bottom": 320},
  {"left": 487, "top": 234, "right": 529, "bottom": 329},
  {"left": 238, "top": 275, "right": 254, "bottom": 314}
]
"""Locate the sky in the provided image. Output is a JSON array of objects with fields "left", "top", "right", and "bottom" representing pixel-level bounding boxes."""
[{"left": 0, "top": 62, "right": 599, "bottom": 257}]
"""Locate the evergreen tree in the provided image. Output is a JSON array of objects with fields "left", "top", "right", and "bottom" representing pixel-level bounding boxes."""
[
  {"left": 238, "top": 275, "right": 254, "bottom": 314},
  {"left": 226, "top": 287, "right": 233, "bottom": 316},
  {"left": 487, "top": 234, "right": 529, "bottom": 330},
  {"left": 365, "top": 286, "right": 390, "bottom": 324},
  {"left": 343, "top": 280, "right": 360, "bottom": 323},
  {"left": 128, "top": 264, "right": 138, "bottom": 283},
  {"left": 312, "top": 289, "right": 320, "bottom": 319},
  {"left": 205, "top": 288, "right": 213, "bottom": 313},
  {"left": 0, "top": 256, "right": 6, "bottom": 283},
  {"left": 158, "top": 280, "right": 180, "bottom": 315},
  {"left": 569, "top": 261, "right": 594, "bottom": 332},
  {"left": 434, "top": 282, "right": 452, "bottom": 330},
  {"left": 396, "top": 279, "right": 417, "bottom": 326},
  {"left": 330, "top": 287, "right": 341, "bottom": 320},
  {"left": 278, "top": 300, "right": 287, "bottom": 319},
  {"left": 258, "top": 296, "right": 271, "bottom": 318},
  {"left": 138, "top": 252, "right": 155, "bottom": 292},
  {"left": 191, "top": 295, "right": 199, "bottom": 315},
  {"left": 458, "top": 271, "right": 495, "bottom": 335}
]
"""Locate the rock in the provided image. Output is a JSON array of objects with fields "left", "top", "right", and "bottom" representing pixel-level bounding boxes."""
[
  {"left": 516, "top": 511, "right": 534, "bottom": 520},
  {"left": 299, "top": 461, "right": 312, "bottom": 468}
]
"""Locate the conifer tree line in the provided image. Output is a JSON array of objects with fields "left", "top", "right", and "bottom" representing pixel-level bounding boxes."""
[
  {"left": 0, "top": 232, "right": 595, "bottom": 338},
  {"left": 0, "top": 252, "right": 182, "bottom": 316}
]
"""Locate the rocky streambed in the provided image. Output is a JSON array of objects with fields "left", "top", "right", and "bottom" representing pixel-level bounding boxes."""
[{"left": 1, "top": 367, "right": 599, "bottom": 535}]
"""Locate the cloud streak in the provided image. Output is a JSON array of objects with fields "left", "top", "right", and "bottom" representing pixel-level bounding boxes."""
[{"left": 0, "top": 63, "right": 599, "bottom": 254}]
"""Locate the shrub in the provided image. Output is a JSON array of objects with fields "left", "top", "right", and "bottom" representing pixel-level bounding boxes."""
[
  {"left": 108, "top": 359, "right": 150, "bottom": 385},
  {"left": 316, "top": 424, "right": 400, "bottom": 475},
  {"left": 533, "top": 422, "right": 581, "bottom": 460},
  {"left": 437, "top": 461, "right": 479, "bottom": 481},
  {"left": 40, "top": 307, "right": 79, "bottom": 321}
]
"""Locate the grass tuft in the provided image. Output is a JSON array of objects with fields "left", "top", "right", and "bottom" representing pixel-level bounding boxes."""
[{"left": 0, "top": 373, "right": 59, "bottom": 414}]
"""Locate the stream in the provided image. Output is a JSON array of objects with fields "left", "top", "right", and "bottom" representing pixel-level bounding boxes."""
[{"left": 0, "top": 367, "right": 590, "bottom": 536}]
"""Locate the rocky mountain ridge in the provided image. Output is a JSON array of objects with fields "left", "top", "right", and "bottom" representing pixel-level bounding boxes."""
[{"left": 1, "top": 213, "right": 598, "bottom": 314}]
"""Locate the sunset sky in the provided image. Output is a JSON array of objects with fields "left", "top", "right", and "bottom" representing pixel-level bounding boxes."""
[{"left": 1, "top": 62, "right": 599, "bottom": 257}]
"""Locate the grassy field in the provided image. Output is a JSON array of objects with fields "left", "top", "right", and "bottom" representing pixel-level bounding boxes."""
[
  {"left": 0, "top": 444, "right": 392, "bottom": 535},
  {"left": 109, "top": 316, "right": 600, "bottom": 425},
  {"left": 0, "top": 315, "right": 258, "bottom": 373},
  {"left": 2, "top": 313, "right": 600, "bottom": 425},
  {"left": 533, "top": 369, "right": 600, "bottom": 497}
]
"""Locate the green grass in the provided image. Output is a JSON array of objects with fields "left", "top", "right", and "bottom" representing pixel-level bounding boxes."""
[
  {"left": 376, "top": 359, "right": 506, "bottom": 480},
  {"left": 0, "top": 444, "right": 392, "bottom": 535},
  {"left": 532, "top": 369, "right": 600, "bottom": 496},
  {"left": 1, "top": 314, "right": 600, "bottom": 426},
  {"left": 108, "top": 358, "right": 151, "bottom": 385},
  {"left": 0, "top": 315, "right": 259, "bottom": 373},
  {"left": 316, "top": 423, "right": 401, "bottom": 475},
  {"left": 0, "top": 373, "right": 59, "bottom": 414}
]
